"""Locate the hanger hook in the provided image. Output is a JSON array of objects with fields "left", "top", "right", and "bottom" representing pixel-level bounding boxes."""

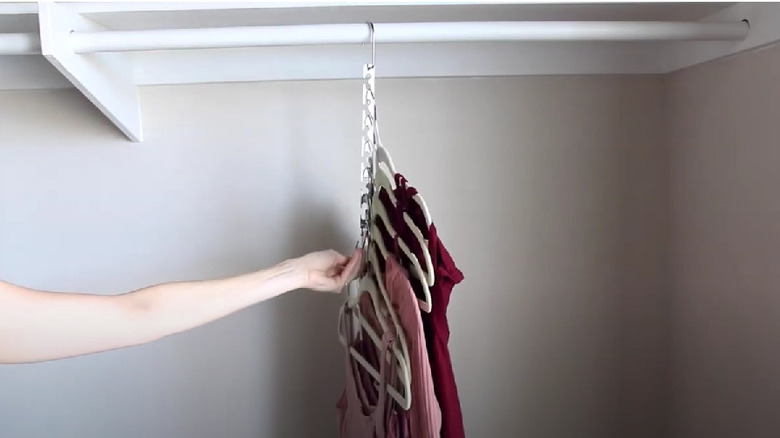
[{"left": 367, "top": 21, "right": 376, "bottom": 66}]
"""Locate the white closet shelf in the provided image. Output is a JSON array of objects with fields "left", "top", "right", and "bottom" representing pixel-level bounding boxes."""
[
  {"left": 1, "top": 1, "right": 779, "bottom": 142},
  {"left": 4, "top": 21, "right": 751, "bottom": 55}
]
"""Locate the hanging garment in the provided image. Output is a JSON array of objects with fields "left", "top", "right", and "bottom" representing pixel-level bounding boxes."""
[
  {"left": 337, "top": 300, "right": 400, "bottom": 438},
  {"left": 390, "top": 174, "right": 467, "bottom": 438},
  {"left": 393, "top": 174, "right": 431, "bottom": 241},
  {"left": 374, "top": 214, "right": 430, "bottom": 305},
  {"left": 384, "top": 255, "right": 442, "bottom": 438},
  {"left": 421, "top": 224, "right": 466, "bottom": 438},
  {"left": 357, "top": 291, "right": 411, "bottom": 436},
  {"left": 356, "top": 296, "right": 381, "bottom": 405},
  {"left": 378, "top": 188, "right": 430, "bottom": 275}
]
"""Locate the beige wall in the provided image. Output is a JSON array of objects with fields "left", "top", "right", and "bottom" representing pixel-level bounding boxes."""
[
  {"left": 0, "top": 77, "right": 667, "bottom": 437},
  {"left": 666, "top": 44, "right": 780, "bottom": 438}
]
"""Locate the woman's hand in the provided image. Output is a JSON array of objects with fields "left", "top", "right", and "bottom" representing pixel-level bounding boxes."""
[{"left": 291, "top": 249, "right": 363, "bottom": 293}]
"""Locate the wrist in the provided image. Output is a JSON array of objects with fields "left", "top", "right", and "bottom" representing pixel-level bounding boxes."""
[
  {"left": 243, "top": 260, "right": 306, "bottom": 303},
  {"left": 275, "top": 258, "right": 308, "bottom": 291}
]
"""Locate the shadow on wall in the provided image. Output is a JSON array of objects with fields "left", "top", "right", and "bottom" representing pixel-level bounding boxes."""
[{"left": 264, "top": 115, "right": 355, "bottom": 437}]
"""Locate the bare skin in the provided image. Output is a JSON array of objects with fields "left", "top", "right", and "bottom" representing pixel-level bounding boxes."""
[{"left": 0, "top": 249, "right": 361, "bottom": 364}]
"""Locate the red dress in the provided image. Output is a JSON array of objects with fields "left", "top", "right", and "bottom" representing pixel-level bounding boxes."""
[{"left": 378, "top": 174, "right": 467, "bottom": 438}]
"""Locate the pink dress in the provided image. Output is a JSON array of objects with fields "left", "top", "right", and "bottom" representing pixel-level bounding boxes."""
[
  {"left": 338, "top": 289, "right": 409, "bottom": 438},
  {"left": 337, "top": 301, "right": 397, "bottom": 438},
  {"left": 357, "top": 291, "right": 411, "bottom": 437},
  {"left": 384, "top": 255, "right": 442, "bottom": 438}
]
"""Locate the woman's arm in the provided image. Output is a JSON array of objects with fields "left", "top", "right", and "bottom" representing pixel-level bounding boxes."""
[{"left": 0, "top": 249, "right": 360, "bottom": 364}]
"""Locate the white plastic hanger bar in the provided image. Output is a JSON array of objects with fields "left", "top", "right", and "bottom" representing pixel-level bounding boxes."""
[{"left": 0, "top": 21, "right": 750, "bottom": 55}]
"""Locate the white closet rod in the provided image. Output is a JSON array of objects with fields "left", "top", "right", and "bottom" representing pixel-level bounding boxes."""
[
  {"left": 1, "top": 21, "right": 749, "bottom": 55},
  {"left": 0, "top": 32, "right": 39, "bottom": 55}
]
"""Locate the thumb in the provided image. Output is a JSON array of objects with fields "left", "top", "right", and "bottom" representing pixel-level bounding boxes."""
[{"left": 341, "top": 253, "right": 362, "bottom": 282}]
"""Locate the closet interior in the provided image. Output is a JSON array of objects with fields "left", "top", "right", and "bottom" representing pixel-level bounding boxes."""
[{"left": 1, "top": 2, "right": 779, "bottom": 438}]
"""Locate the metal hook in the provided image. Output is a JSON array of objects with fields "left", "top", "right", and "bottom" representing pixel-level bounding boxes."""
[{"left": 367, "top": 21, "right": 376, "bottom": 66}]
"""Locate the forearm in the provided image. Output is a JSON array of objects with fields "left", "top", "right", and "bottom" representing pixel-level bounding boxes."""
[
  {"left": 125, "top": 260, "right": 303, "bottom": 343},
  {"left": 0, "top": 261, "right": 304, "bottom": 364}
]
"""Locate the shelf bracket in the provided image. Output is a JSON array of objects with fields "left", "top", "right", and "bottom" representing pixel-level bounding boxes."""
[{"left": 38, "top": 1, "right": 142, "bottom": 142}]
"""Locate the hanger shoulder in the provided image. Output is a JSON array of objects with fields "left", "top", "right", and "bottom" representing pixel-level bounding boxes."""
[
  {"left": 371, "top": 202, "right": 434, "bottom": 313},
  {"left": 403, "top": 213, "right": 435, "bottom": 286},
  {"left": 376, "top": 143, "right": 398, "bottom": 175}
]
